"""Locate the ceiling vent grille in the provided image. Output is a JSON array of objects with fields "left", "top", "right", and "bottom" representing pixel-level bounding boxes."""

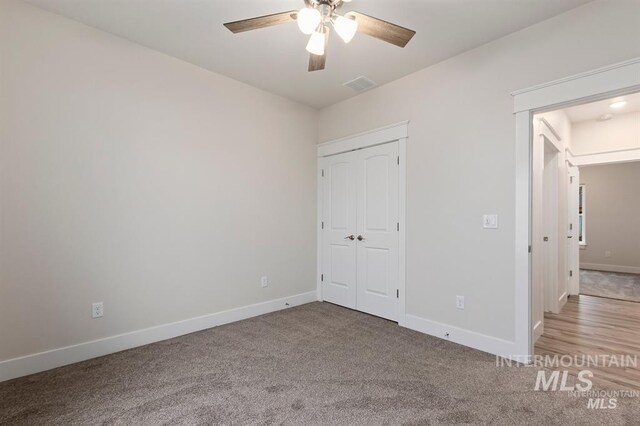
[{"left": 343, "top": 76, "right": 377, "bottom": 92}]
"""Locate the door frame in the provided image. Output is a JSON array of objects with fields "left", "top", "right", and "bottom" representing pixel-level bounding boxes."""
[
  {"left": 512, "top": 57, "right": 640, "bottom": 361},
  {"left": 566, "top": 164, "right": 580, "bottom": 296},
  {"left": 317, "top": 121, "right": 408, "bottom": 325}
]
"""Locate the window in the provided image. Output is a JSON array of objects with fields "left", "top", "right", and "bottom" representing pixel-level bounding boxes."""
[{"left": 579, "top": 184, "right": 586, "bottom": 246}]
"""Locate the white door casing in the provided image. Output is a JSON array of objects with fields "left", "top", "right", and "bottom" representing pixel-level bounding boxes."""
[{"left": 567, "top": 165, "right": 580, "bottom": 295}]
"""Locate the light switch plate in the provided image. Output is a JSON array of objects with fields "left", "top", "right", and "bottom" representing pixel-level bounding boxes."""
[{"left": 483, "top": 214, "right": 498, "bottom": 229}]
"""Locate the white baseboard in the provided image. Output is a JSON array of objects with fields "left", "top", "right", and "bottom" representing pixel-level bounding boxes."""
[
  {"left": 0, "top": 291, "right": 317, "bottom": 383},
  {"left": 580, "top": 263, "right": 640, "bottom": 274},
  {"left": 558, "top": 291, "right": 568, "bottom": 306},
  {"left": 403, "top": 314, "right": 518, "bottom": 360},
  {"left": 533, "top": 320, "right": 544, "bottom": 343}
]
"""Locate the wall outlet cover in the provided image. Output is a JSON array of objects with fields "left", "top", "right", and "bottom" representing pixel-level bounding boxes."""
[
  {"left": 261, "top": 276, "right": 268, "bottom": 288},
  {"left": 456, "top": 295, "right": 465, "bottom": 310},
  {"left": 92, "top": 302, "right": 104, "bottom": 318}
]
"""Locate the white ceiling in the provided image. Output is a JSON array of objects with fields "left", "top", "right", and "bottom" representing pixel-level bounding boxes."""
[
  {"left": 563, "top": 91, "right": 640, "bottom": 123},
  {"left": 25, "top": 0, "right": 593, "bottom": 108}
]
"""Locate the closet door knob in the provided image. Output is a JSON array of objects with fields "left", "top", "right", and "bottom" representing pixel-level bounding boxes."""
[
  {"left": 345, "top": 235, "right": 355, "bottom": 240},
  {"left": 357, "top": 235, "right": 365, "bottom": 241}
]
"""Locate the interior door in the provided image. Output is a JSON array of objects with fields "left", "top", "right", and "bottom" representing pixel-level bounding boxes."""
[
  {"left": 567, "top": 165, "right": 580, "bottom": 295},
  {"left": 355, "top": 142, "right": 399, "bottom": 321},
  {"left": 321, "top": 151, "right": 358, "bottom": 309},
  {"left": 320, "top": 141, "right": 400, "bottom": 321},
  {"left": 542, "top": 141, "right": 559, "bottom": 313},
  {"left": 531, "top": 133, "right": 545, "bottom": 341}
]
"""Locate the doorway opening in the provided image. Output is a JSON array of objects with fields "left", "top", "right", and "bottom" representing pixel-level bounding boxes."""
[
  {"left": 530, "top": 90, "right": 640, "bottom": 389},
  {"left": 512, "top": 57, "right": 640, "bottom": 362}
]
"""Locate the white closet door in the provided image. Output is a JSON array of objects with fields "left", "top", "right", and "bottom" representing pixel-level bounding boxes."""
[
  {"left": 355, "top": 142, "right": 399, "bottom": 321},
  {"left": 321, "top": 151, "right": 358, "bottom": 309}
]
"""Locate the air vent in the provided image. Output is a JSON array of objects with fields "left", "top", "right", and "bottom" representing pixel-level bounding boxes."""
[{"left": 343, "top": 76, "right": 377, "bottom": 92}]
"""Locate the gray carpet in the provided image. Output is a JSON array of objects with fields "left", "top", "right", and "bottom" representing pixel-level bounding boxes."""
[
  {"left": 1, "top": 302, "right": 638, "bottom": 425},
  {"left": 580, "top": 269, "right": 640, "bottom": 302}
]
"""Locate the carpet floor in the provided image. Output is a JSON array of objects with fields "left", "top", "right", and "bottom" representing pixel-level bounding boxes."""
[
  {"left": 1, "top": 302, "right": 639, "bottom": 425},
  {"left": 580, "top": 269, "right": 640, "bottom": 302}
]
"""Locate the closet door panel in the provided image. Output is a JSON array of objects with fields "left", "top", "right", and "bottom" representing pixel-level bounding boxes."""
[
  {"left": 321, "top": 152, "right": 357, "bottom": 309},
  {"left": 355, "top": 142, "right": 399, "bottom": 321}
]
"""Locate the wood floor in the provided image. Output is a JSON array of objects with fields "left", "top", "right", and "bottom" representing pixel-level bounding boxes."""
[{"left": 535, "top": 294, "right": 640, "bottom": 390}]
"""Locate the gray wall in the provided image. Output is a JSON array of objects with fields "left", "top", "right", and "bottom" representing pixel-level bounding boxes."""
[
  {"left": 319, "top": 0, "right": 640, "bottom": 342},
  {"left": 0, "top": 0, "right": 317, "bottom": 362},
  {"left": 580, "top": 162, "right": 640, "bottom": 272}
]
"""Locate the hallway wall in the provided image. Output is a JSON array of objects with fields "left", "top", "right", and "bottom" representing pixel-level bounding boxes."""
[{"left": 580, "top": 162, "right": 640, "bottom": 273}]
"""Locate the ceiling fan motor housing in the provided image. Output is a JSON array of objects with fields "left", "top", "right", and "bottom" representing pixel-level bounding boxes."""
[{"left": 304, "top": 0, "right": 344, "bottom": 11}]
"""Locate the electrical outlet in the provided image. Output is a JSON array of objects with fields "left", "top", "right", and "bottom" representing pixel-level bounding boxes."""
[
  {"left": 605, "top": 250, "right": 611, "bottom": 258},
  {"left": 261, "top": 276, "right": 268, "bottom": 288},
  {"left": 456, "top": 296, "right": 465, "bottom": 310},
  {"left": 92, "top": 302, "right": 104, "bottom": 319}
]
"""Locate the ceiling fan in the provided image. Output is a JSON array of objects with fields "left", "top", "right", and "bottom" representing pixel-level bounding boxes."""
[{"left": 223, "top": 0, "right": 416, "bottom": 72}]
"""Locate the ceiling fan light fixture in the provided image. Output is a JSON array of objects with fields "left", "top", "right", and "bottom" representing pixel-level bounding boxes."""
[
  {"left": 333, "top": 14, "right": 358, "bottom": 43},
  {"left": 224, "top": 1, "right": 416, "bottom": 72},
  {"left": 306, "top": 27, "right": 326, "bottom": 56},
  {"left": 297, "top": 7, "right": 322, "bottom": 35}
]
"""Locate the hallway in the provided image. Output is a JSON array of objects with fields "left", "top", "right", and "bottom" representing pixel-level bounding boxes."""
[{"left": 580, "top": 270, "right": 640, "bottom": 303}]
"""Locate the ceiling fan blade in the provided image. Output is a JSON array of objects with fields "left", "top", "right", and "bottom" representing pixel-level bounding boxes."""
[
  {"left": 308, "top": 53, "right": 326, "bottom": 72},
  {"left": 349, "top": 12, "right": 416, "bottom": 48},
  {"left": 224, "top": 11, "right": 296, "bottom": 33}
]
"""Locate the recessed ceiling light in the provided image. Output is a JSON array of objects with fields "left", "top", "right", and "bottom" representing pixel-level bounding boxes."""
[
  {"left": 598, "top": 114, "right": 613, "bottom": 121},
  {"left": 609, "top": 100, "right": 627, "bottom": 109}
]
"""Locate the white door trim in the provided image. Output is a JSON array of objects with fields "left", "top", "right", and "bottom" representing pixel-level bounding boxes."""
[
  {"left": 538, "top": 117, "right": 562, "bottom": 143},
  {"left": 567, "top": 165, "right": 580, "bottom": 296},
  {"left": 512, "top": 58, "right": 640, "bottom": 113},
  {"left": 317, "top": 121, "right": 408, "bottom": 325},
  {"left": 317, "top": 121, "right": 409, "bottom": 157},
  {"left": 512, "top": 57, "right": 640, "bottom": 361},
  {"left": 569, "top": 147, "right": 640, "bottom": 166}
]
